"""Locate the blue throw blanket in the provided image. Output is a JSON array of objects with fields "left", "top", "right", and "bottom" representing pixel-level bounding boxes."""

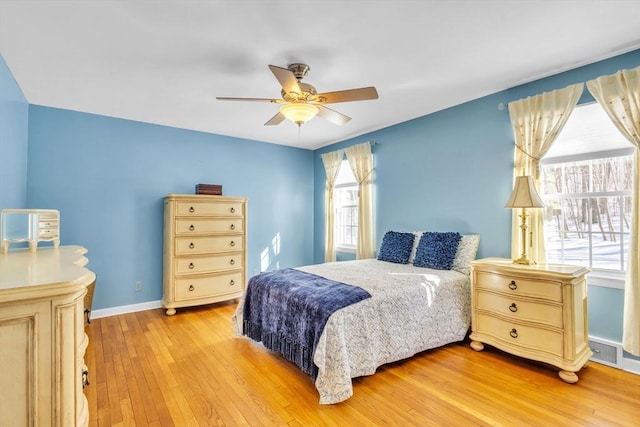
[{"left": 243, "top": 268, "right": 372, "bottom": 380}]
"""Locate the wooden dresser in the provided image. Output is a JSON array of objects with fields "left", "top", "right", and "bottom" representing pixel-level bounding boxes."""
[
  {"left": 469, "top": 257, "right": 592, "bottom": 383},
  {"left": 0, "top": 245, "right": 95, "bottom": 426},
  {"left": 162, "top": 194, "right": 247, "bottom": 315}
]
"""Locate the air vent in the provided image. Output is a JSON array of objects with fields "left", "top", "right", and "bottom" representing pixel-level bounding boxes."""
[{"left": 589, "top": 336, "right": 623, "bottom": 368}]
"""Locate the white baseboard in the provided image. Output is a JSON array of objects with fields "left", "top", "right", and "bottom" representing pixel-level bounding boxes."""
[
  {"left": 89, "top": 300, "right": 163, "bottom": 320},
  {"left": 622, "top": 355, "right": 640, "bottom": 375}
]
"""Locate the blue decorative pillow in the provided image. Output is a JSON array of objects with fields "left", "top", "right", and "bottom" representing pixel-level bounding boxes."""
[
  {"left": 377, "top": 231, "right": 416, "bottom": 264},
  {"left": 413, "top": 232, "right": 462, "bottom": 270}
]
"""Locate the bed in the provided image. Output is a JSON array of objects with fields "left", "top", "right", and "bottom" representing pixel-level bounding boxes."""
[{"left": 232, "top": 232, "right": 479, "bottom": 404}]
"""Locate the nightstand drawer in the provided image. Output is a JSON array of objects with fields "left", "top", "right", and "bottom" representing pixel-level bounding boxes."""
[
  {"left": 476, "top": 313, "right": 563, "bottom": 357},
  {"left": 175, "top": 272, "right": 242, "bottom": 300},
  {"left": 475, "top": 271, "right": 561, "bottom": 302},
  {"left": 476, "top": 290, "right": 563, "bottom": 328}
]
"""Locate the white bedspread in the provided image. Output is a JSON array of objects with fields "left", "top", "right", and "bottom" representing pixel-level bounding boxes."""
[{"left": 232, "top": 259, "right": 470, "bottom": 404}]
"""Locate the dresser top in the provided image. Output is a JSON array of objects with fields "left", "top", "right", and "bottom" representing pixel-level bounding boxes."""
[
  {"left": 473, "top": 257, "right": 590, "bottom": 278},
  {"left": 164, "top": 194, "right": 247, "bottom": 202},
  {"left": 0, "top": 245, "right": 94, "bottom": 294}
]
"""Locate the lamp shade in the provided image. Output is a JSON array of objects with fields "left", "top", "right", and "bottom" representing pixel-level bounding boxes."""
[
  {"left": 280, "top": 103, "right": 319, "bottom": 125},
  {"left": 505, "top": 176, "right": 545, "bottom": 208}
]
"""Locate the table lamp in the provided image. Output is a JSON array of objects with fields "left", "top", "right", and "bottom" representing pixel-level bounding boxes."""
[{"left": 505, "top": 175, "right": 545, "bottom": 265}]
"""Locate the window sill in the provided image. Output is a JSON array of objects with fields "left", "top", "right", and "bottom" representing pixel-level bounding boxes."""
[
  {"left": 587, "top": 270, "right": 625, "bottom": 290},
  {"left": 336, "top": 246, "right": 356, "bottom": 254}
]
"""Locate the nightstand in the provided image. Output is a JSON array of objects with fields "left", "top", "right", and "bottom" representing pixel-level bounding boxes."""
[{"left": 469, "top": 257, "right": 592, "bottom": 383}]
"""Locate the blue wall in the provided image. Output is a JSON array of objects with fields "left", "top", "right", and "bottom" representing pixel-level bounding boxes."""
[
  {"left": 1, "top": 48, "right": 639, "bottom": 354},
  {"left": 26, "top": 107, "right": 314, "bottom": 310},
  {"left": 313, "top": 49, "right": 640, "bottom": 346},
  {"left": 0, "top": 54, "right": 29, "bottom": 209}
]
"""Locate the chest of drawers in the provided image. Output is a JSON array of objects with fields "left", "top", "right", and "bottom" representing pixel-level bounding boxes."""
[
  {"left": 469, "top": 258, "right": 592, "bottom": 383},
  {"left": 162, "top": 194, "right": 247, "bottom": 315}
]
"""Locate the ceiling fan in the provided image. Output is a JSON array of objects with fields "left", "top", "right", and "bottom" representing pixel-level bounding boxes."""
[{"left": 216, "top": 63, "right": 378, "bottom": 127}]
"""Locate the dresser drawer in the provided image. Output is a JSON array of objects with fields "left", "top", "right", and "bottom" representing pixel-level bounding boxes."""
[
  {"left": 476, "top": 313, "right": 563, "bottom": 357},
  {"left": 175, "top": 272, "right": 243, "bottom": 300},
  {"left": 476, "top": 290, "right": 562, "bottom": 328},
  {"left": 475, "top": 271, "right": 561, "bottom": 302},
  {"left": 175, "top": 236, "right": 243, "bottom": 255},
  {"left": 176, "top": 201, "right": 243, "bottom": 217},
  {"left": 175, "top": 218, "right": 243, "bottom": 235},
  {"left": 39, "top": 219, "right": 58, "bottom": 228},
  {"left": 175, "top": 254, "right": 243, "bottom": 274},
  {"left": 38, "top": 228, "right": 59, "bottom": 238}
]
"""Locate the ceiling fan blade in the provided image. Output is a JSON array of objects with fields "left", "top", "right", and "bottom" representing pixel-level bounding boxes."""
[
  {"left": 269, "top": 65, "right": 302, "bottom": 96},
  {"left": 314, "top": 87, "right": 378, "bottom": 104},
  {"left": 216, "top": 97, "right": 280, "bottom": 103},
  {"left": 317, "top": 105, "right": 351, "bottom": 126},
  {"left": 264, "top": 111, "right": 286, "bottom": 126}
]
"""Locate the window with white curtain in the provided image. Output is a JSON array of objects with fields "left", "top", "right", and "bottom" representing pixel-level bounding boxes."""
[
  {"left": 334, "top": 159, "right": 358, "bottom": 252},
  {"left": 540, "top": 103, "right": 634, "bottom": 279}
]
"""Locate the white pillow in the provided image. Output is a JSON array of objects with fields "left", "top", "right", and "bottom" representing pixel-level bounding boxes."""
[{"left": 451, "top": 234, "right": 480, "bottom": 276}]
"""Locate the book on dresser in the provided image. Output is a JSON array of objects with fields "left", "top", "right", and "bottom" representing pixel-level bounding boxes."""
[{"left": 162, "top": 194, "right": 247, "bottom": 315}]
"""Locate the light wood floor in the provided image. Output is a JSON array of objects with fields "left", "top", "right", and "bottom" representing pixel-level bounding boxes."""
[{"left": 85, "top": 301, "right": 640, "bottom": 427}]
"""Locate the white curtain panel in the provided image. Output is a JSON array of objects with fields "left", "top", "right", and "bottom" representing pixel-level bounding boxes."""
[
  {"left": 345, "top": 142, "right": 375, "bottom": 259},
  {"left": 321, "top": 149, "right": 344, "bottom": 262},
  {"left": 587, "top": 66, "right": 640, "bottom": 356},
  {"left": 508, "top": 83, "right": 584, "bottom": 264}
]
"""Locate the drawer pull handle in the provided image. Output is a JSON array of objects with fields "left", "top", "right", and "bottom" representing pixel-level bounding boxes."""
[
  {"left": 230, "top": 224, "right": 236, "bottom": 230},
  {"left": 230, "top": 241, "right": 236, "bottom": 247},
  {"left": 189, "top": 285, "right": 195, "bottom": 291},
  {"left": 230, "top": 280, "right": 235, "bottom": 286},
  {"left": 189, "top": 242, "right": 195, "bottom": 249},
  {"left": 509, "top": 303, "right": 518, "bottom": 313},
  {"left": 230, "top": 207, "right": 235, "bottom": 213},
  {"left": 189, "top": 224, "right": 195, "bottom": 231},
  {"left": 82, "top": 369, "right": 90, "bottom": 388},
  {"left": 188, "top": 262, "right": 195, "bottom": 269},
  {"left": 508, "top": 280, "right": 517, "bottom": 290},
  {"left": 509, "top": 328, "right": 518, "bottom": 339},
  {"left": 230, "top": 259, "right": 235, "bottom": 265},
  {"left": 189, "top": 206, "right": 195, "bottom": 213}
]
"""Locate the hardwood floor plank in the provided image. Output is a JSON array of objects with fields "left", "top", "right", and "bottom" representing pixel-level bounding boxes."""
[{"left": 84, "top": 303, "right": 640, "bottom": 426}]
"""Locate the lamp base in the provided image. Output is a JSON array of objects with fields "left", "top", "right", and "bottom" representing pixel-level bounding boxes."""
[{"left": 513, "top": 257, "right": 536, "bottom": 266}]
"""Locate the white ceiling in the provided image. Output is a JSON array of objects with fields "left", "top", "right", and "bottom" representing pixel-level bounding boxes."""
[{"left": 1, "top": 1, "right": 639, "bottom": 150}]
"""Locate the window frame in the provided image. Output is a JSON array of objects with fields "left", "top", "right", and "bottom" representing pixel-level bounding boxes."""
[
  {"left": 540, "top": 147, "right": 634, "bottom": 289},
  {"left": 333, "top": 160, "right": 358, "bottom": 254}
]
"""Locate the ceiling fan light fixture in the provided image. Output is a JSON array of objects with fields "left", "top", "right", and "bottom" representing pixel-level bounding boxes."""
[{"left": 280, "top": 103, "right": 319, "bottom": 126}]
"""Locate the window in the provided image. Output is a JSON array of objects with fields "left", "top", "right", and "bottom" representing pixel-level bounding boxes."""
[
  {"left": 540, "top": 103, "right": 634, "bottom": 276},
  {"left": 334, "top": 159, "right": 358, "bottom": 252}
]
